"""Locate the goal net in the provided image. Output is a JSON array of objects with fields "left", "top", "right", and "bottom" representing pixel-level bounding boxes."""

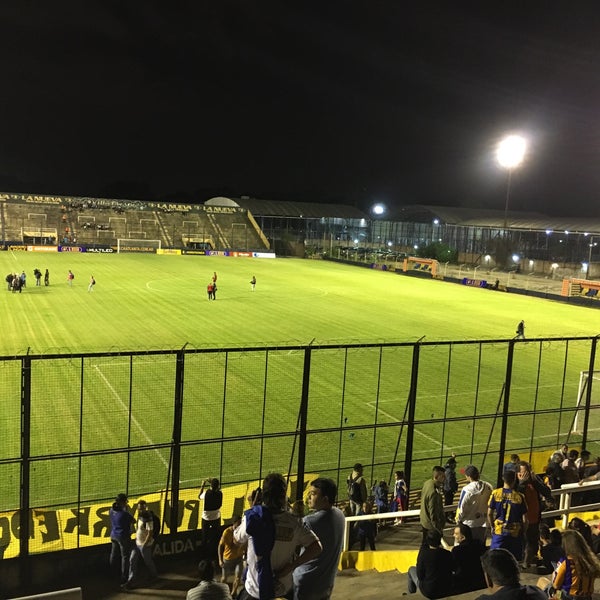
[
  {"left": 572, "top": 370, "right": 600, "bottom": 434},
  {"left": 116, "top": 238, "right": 161, "bottom": 253}
]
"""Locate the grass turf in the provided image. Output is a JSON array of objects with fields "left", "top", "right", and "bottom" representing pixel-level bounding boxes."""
[{"left": 1, "top": 252, "right": 599, "bottom": 511}]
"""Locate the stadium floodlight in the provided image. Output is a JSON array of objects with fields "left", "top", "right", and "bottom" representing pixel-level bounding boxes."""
[
  {"left": 371, "top": 203, "right": 385, "bottom": 216},
  {"left": 587, "top": 237, "right": 596, "bottom": 280},
  {"left": 512, "top": 254, "right": 520, "bottom": 263},
  {"left": 496, "top": 134, "right": 527, "bottom": 231}
]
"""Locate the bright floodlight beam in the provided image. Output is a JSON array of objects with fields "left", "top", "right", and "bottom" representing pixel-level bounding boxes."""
[{"left": 496, "top": 134, "right": 527, "bottom": 230}]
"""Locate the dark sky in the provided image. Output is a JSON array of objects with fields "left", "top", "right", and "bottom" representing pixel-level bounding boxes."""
[{"left": 2, "top": 1, "right": 600, "bottom": 216}]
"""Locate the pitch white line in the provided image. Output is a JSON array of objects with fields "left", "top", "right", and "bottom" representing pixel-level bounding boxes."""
[{"left": 94, "top": 365, "right": 169, "bottom": 469}]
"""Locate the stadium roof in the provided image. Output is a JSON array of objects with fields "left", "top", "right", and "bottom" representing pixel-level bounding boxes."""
[
  {"left": 205, "top": 197, "right": 600, "bottom": 234},
  {"left": 395, "top": 205, "right": 600, "bottom": 234},
  {"left": 205, "top": 196, "right": 367, "bottom": 220}
]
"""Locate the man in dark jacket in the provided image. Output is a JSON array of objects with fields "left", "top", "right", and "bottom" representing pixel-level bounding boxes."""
[
  {"left": 419, "top": 466, "right": 446, "bottom": 543},
  {"left": 452, "top": 523, "right": 487, "bottom": 593},
  {"left": 109, "top": 493, "right": 135, "bottom": 583},
  {"left": 407, "top": 529, "right": 453, "bottom": 599}
]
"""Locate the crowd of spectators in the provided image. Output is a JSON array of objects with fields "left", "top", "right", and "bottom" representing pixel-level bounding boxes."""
[{"left": 102, "top": 447, "right": 600, "bottom": 599}]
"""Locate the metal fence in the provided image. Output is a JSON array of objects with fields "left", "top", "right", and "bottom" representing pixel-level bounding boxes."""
[{"left": 1, "top": 335, "right": 599, "bottom": 557}]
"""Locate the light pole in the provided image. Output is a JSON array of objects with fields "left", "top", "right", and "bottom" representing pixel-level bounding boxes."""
[
  {"left": 371, "top": 203, "right": 386, "bottom": 251},
  {"left": 496, "top": 135, "right": 527, "bottom": 232},
  {"left": 587, "top": 236, "right": 596, "bottom": 280}
]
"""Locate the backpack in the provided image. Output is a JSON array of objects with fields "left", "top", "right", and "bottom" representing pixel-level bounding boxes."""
[{"left": 348, "top": 476, "right": 362, "bottom": 502}]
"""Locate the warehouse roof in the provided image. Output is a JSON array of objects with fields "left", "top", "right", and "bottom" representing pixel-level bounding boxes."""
[{"left": 396, "top": 205, "right": 600, "bottom": 234}]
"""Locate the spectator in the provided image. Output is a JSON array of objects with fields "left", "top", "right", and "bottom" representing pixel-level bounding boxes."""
[
  {"left": 234, "top": 472, "right": 322, "bottom": 600},
  {"left": 451, "top": 523, "right": 487, "bottom": 594},
  {"left": 582, "top": 455, "right": 600, "bottom": 479},
  {"left": 538, "top": 524, "right": 563, "bottom": 574},
  {"left": 186, "top": 559, "right": 232, "bottom": 600},
  {"left": 550, "top": 529, "right": 600, "bottom": 600},
  {"left": 407, "top": 529, "right": 454, "bottom": 599},
  {"left": 372, "top": 480, "right": 389, "bottom": 514},
  {"left": 503, "top": 454, "right": 520, "bottom": 476},
  {"left": 567, "top": 517, "right": 594, "bottom": 552},
  {"left": 475, "top": 548, "right": 546, "bottom": 600},
  {"left": 199, "top": 478, "right": 223, "bottom": 564},
  {"left": 557, "top": 443, "right": 569, "bottom": 461},
  {"left": 456, "top": 464, "right": 492, "bottom": 543},
  {"left": 356, "top": 500, "right": 377, "bottom": 551},
  {"left": 392, "top": 470, "right": 408, "bottom": 525},
  {"left": 419, "top": 466, "right": 446, "bottom": 543},
  {"left": 109, "top": 493, "right": 135, "bottom": 583},
  {"left": 488, "top": 470, "right": 528, "bottom": 561},
  {"left": 293, "top": 477, "right": 345, "bottom": 600},
  {"left": 546, "top": 452, "right": 566, "bottom": 490},
  {"left": 218, "top": 515, "right": 245, "bottom": 598},
  {"left": 561, "top": 450, "right": 580, "bottom": 484},
  {"left": 576, "top": 450, "right": 593, "bottom": 478},
  {"left": 516, "top": 460, "right": 552, "bottom": 569},
  {"left": 121, "top": 500, "right": 158, "bottom": 590},
  {"left": 346, "top": 463, "right": 368, "bottom": 516},
  {"left": 443, "top": 456, "right": 459, "bottom": 519}
]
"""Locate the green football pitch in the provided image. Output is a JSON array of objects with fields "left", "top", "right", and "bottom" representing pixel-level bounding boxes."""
[
  {"left": 1, "top": 251, "right": 600, "bottom": 511},
  {"left": 1, "top": 251, "right": 597, "bottom": 352}
]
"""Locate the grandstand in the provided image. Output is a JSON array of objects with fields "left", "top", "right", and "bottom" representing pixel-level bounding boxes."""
[{"left": 0, "top": 193, "right": 270, "bottom": 252}]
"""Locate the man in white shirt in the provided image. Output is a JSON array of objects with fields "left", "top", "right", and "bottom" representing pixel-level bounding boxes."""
[
  {"left": 456, "top": 465, "right": 493, "bottom": 543},
  {"left": 121, "top": 499, "right": 158, "bottom": 590},
  {"left": 234, "top": 473, "right": 322, "bottom": 600}
]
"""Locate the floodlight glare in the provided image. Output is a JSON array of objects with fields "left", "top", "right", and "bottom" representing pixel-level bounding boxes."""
[
  {"left": 512, "top": 254, "right": 520, "bottom": 263},
  {"left": 372, "top": 204, "right": 385, "bottom": 216},
  {"left": 496, "top": 135, "right": 527, "bottom": 169}
]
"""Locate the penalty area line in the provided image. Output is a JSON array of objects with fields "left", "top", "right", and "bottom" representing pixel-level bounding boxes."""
[{"left": 94, "top": 365, "right": 169, "bottom": 469}]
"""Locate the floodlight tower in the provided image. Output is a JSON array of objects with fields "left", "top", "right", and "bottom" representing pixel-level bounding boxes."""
[
  {"left": 496, "top": 135, "right": 527, "bottom": 232},
  {"left": 370, "top": 203, "right": 386, "bottom": 249}
]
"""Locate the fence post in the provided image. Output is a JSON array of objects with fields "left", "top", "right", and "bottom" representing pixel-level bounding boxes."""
[
  {"left": 19, "top": 355, "right": 32, "bottom": 573},
  {"left": 404, "top": 342, "right": 421, "bottom": 494},
  {"left": 169, "top": 349, "right": 185, "bottom": 534},
  {"left": 581, "top": 337, "right": 599, "bottom": 449},
  {"left": 295, "top": 346, "right": 311, "bottom": 500},
  {"left": 496, "top": 341, "right": 515, "bottom": 486}
]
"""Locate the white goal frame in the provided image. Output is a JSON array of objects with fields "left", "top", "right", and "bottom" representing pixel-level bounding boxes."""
[
  {"left": 116, "top": 238, "right": 161, "bottom": 253},
  {"left": 573, "top": 370, "right": 600, "bottom": 434}
]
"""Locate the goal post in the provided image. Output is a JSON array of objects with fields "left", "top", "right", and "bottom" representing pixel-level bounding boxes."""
[
  {"left": 573, "top": 370, "right": 600, "bottom": 434},
  {"left": 116, "top": 238, "right": 162, "bottom": 253}
]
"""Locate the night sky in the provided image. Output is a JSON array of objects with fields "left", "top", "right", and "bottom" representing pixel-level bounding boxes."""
[{"left": 2, "top": 1, "right": 600, "bottom": 216}]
